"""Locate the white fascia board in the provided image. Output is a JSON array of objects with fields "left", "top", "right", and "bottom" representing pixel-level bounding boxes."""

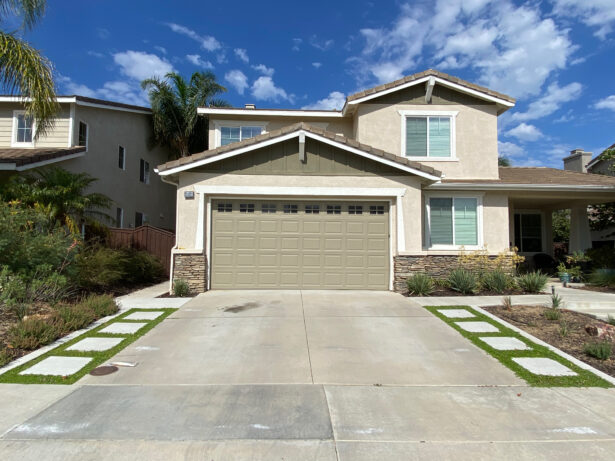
[
  {"left": 346, "top": 76, "right": 515, "bottom": 107},
  {"left": 194, "top": 185, "right": 406, "bottom": 197},
  {"left": 0, "top": 163, "right": 16, "bottom": 170},
  {"left": 0, "top": 96, "right": 150, "bottom": 114},
  {"left": 0, "top": 96, "right": 76, "bottom": 104},
  {"left": 197, "top": 108, "right": 344, "bottom": 117},
  {"left": 426, "top": 182, "right": 615, "bottom": 192},
  {"left": 14, "top": 152, "right": 85, "bottom": 171}
]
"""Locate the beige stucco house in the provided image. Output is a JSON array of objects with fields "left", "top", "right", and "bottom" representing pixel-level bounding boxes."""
[
  {"left": 156, "top": 69, "right": 615, "bottom": 293},
  {"left": 0, "top": 96, "right": 175, "bottom": 230}
]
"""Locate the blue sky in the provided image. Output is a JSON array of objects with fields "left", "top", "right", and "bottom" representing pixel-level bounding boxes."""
[{"left": 16, "top": 0, "right": 615, "bottom": 167}]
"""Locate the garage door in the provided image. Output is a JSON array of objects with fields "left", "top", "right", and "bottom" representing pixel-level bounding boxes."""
[{"left": 211, "top": 199, "right": 389, "bottom": 289}]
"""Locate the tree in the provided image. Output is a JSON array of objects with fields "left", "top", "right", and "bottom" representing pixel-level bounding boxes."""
[
  {"left": 0, "top": 167, "right": 112, "bottom": 234},
  {"left": 142, "top": 71, "right": 230, "bottom": 158},
  {"left": 587, "top": 148, "right": 615, "bottom": 235},
  {"left": 552, "top": 209, "right": 570, "bottom": 243},
  {"left": 0, "top": 0, "right": 59, "bottom": 137},
  {"left": 498, "top": 156, "right": 511, "bottom": 167}
]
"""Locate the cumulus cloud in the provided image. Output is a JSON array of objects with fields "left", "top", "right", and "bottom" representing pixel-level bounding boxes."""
[
  {"left": 552, "top": 0, "right": 615, "bottom": 39},
  {"left": 511, "top": 82, "right": 582, "bottom": 121},
  {"left": 302, "top": 91, "right": 346, "bottom": 110},
  {"left": 113, "top": 51, "right": 174, "bottom": 81},
  {"left": 154, "top": 46, "right": 167, "bottom": 55},
  {"left": 497, "top": 141, "right": 525, "bottom": 159},
  {"left": 234, "top": 48, "right": 249, "bottom": 63},
  {"left": 506, "top": 123, "right": 543, "bottom": 142},
  {"left": 166, "top": 23, "right": 221, "bottom": 51},
  {"left": 225, "top": 70, "right": 249, "bottom": 95},
  {"left": 251, "top": 76, "right": 293, "bottom": 103},
  {"left": 252, "top": 64, "right": 275, "bottom": 76},
  {"left": 186, "top": 54, "right": 214, "bottom": 69},
  {"left": 595, "top": 95, "right": 615, "bottom": 111},
  {"left": 58, "top": 76, "right": 149, "bottom": 106},
  {"left": 312, "top": 62, "right": 322, "bottom": 69}
]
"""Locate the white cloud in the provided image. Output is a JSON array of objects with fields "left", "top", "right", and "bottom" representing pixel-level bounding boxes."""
[
  {"left": 154, "top": 46, "right": 167, "bottom": 55},
  {"left": 186, "top": 54, "right": 214, "bottom": 69},
  {"left": 312, "top": 62, "right": 322, "bottom": 69},
  {"left": 351, "top": 1, "right": 576, "bottom": 98},
  {"left": 302, "top": 91, "right": 346, "bottom": 110},
  {"left": 506, "top": 123, "right": 543, "bottom": 142},
  {"left": 166, "top": 23, "right": 221, "bottom": 51},
  {"left": 87, "top": 51, "right": 104, "bottom": 58},
  {"left": 234, "top": 48, "right": 249, "bottom": 63},
  {"left": 59, "top": 76, "right": 149, "bottom": 106},
  {"left": 113, "top": 51, "right": 174, "bottom": 81},
  {"left": 251, "top": 76, "right": 293, "bottom": 103},
  {"left": 310, "top": 36, "right": 334, "bottom": 51},
  {"left": 511, "top": 82, "right": 582, "bottom": 121},
  {"left": 292, "top": 38, "right": 302, "bottom": 51},
  {"left": 497, "top": 141, "right": 524, "bottom": 158},
  {"left": 552, "top": 0, "right": 615, "bottom": 39},
  {"left": 225, "top": 70, "right": 249, "bottom": 95},
  {"left": 595, "top": 95, "right": 615, "bottom": 111},
  {"left": 252, "top": 64, "right": 275, "bottom": 76}
]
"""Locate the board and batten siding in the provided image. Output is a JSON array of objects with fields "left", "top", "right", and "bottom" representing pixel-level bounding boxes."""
[{"left": 0, "top": 104, "right": 71, "bottom": 148}]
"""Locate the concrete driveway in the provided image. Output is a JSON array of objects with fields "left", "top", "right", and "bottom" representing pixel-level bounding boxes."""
[{"left": 3, "top": 291, "right": 615, "bottom": 460}]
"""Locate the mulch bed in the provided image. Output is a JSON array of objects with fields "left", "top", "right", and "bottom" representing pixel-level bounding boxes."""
[
  {"left": 483, "top": 304, "right": 615, "bottom": 378},
  {"left": 405, "top": 288, "right": 526, "bottom": 297},
  {"left": 0, "top": 303, "right": 57, "bottom": 364},
  {"left": 570, "top": 285, "right": 615, "bottom": 294}
]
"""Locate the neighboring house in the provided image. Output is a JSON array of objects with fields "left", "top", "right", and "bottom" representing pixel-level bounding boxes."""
[
  {"left": 155, "top": 69, "right": 615, "bottom": 293},
  {"left": 0, "top": 96, "right": 176, "bottom": 230}
]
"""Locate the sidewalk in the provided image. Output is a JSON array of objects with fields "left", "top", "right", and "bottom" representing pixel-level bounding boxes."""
[{"left": 115, "top": 281, "right": 192, "bottom": 310}]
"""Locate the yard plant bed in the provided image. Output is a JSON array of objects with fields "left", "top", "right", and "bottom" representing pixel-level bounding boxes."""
[
  {"left": 426, "top": 305, "right": 611, "bottom": 387},
  {"left": 483, "top": 304, "right": 615, "bottom": 379},
  {"left": 405, "top": 287, "right": 526, "bottom": 297}
]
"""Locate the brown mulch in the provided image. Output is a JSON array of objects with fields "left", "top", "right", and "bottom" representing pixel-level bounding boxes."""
[
  {"left": 572, "top": 285, "right": 615, "bottom": 294},
  {"left": 405, "top": 288, "right": 526, "bottom": 297},
  {"left": 483, "top": 304, "right": 615, "bottom": 378}
]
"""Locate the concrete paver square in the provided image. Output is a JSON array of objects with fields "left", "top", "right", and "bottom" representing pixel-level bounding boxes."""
[
  {"left": 512, "top": 357, "right": 577, "bottom": 376},
  {"left": 455, "top": 321, "right": 499, "bottom": 333},
  {"left": 19, "top": 356, "right": 92, "bottom": 376},
  {"left": 437, "top": 309, "right": 475, "bottom": 318},
  {"left": 123, "top": 311, "right": 164, "bottom": 321},
  {"left": 98, "top": 322, "right": 147, "bottom": 334},
  {"left": 479, "top": 336, "right": 530, "bottom": 350},
  {"left": 66, "top": 337, "right": 124, "bottom": 352}
]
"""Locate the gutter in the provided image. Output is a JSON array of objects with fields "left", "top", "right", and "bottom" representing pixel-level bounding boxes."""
[{"left": 426, "top": 182, "right": 615, "bottom": 192}]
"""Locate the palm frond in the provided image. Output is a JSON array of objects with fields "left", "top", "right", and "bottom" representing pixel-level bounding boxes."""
[{"left": 0, "top": 0, "right": 46, "bottom": 30}]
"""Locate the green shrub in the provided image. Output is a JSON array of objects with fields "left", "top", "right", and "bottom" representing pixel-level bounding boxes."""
[
  {"left": 406, "top": 273, "right": 435, "bottom": 296},
  {"left": 480, "top": 269, "right": 514, "bottom": 294},
  {"left": 559, "top": 320, "right": 569, "bottom": 337},
  {"left": 0, "top": 348, "right": 14, "bottom": 367},
  {"left": 78, "top": 294, "right": 118, "bottom": 317},
  {"left": 120, "top": 248, "right": 165, "bottom": 285},
  {"left": 502, "top": 296, "right": 512, "bottom": 310},
  {"left": 589, "top": 269, "right": 615, "bottom": 288},
  {"left": 7, "top": 318, "right": 59, "bottom": 350},
  {"left": 551, "top": 293, "right": 563, "bottom": 309},
  {"left": 584, "top": 342, "right": 612, "bottom": 360},
  {"left": 516, "top": 271, "right": 548, "bottom": 293},
  {"left": 586, "top": 248, "right": 615, "bottom": 270},
  {"left": 608, "top": 315, "right": 615, "bottom": 326},
  {"left": 51, "top": 304, "right": 96, "bottom": 334},
  {"left": 544, "top": 307, "right": 561, "bottom": 321},
  {"left": 447, "top": 268, "right": 478, "bottom": 294},
  {"left": 173, "top": 279, "right": 190, "bottom": 297}
]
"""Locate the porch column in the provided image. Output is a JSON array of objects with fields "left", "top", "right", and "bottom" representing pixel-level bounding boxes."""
[{"left": 569, "top": 204, "right": 592, "bottom": 253}]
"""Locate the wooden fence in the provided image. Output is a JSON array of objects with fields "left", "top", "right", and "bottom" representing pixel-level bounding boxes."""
[{"left": 108, "top": 225, "right": 175, "bottom": 275}]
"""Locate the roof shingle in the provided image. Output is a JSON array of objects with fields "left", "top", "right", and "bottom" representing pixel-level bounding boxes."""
[
  {"left": 0, "top": 147, "right": 86, "bottom": 167},
  {"left": 442, "top": 167, "right": 615, "bottom": 187}
]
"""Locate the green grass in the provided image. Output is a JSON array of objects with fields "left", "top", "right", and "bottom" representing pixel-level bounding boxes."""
[
  {"left": 0, "top": 308, "right": 177, "bottom": 385},
  {"left": 425, "top": 305, "right": 612, "bottom": 388}
]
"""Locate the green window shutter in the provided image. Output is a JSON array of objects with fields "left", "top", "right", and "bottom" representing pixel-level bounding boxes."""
[
  {"left": 405, "top": 117, "right": 427, "bottom": 157},
  {"left": 429, "top": 117, "right": 451, "bottom": 157},
  {"left": 454, "top": 198, "right": 478, "bottom": 245},
  {"left": 430, "top": 198, "right": 453, "bottom": 245}
]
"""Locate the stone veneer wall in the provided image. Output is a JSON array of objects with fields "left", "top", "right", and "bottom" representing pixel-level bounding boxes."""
[
  {"left": 393, "top": 254, "right": 514, "bottom": 293},
  {"left": 172, "top": 252, "right": 207, "bottom": 294}
]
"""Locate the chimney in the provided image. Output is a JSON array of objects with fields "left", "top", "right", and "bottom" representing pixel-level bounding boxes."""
[
  {"left": 563, "top": 149, "right": 592, "bottom": 173},
  {"left": 244, "top": 103, "right": 256, "bottom": 109}
]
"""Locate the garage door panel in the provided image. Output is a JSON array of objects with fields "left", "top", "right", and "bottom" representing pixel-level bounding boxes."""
[{"left": 211, "top": 199, "right": 389, "bottom": 290}]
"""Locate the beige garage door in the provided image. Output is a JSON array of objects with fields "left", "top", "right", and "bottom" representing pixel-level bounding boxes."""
[{"left": 211, "top": 199, "right": 389, "bottom": 290}]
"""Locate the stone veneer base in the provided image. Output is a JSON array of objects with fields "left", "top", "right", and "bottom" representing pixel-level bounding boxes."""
[{"left": 173, "top": 252, "right": 207, "bottom": 294}]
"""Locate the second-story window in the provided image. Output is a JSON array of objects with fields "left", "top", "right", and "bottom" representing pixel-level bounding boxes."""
[
  {"left": 220, "top": 125, "right": 263, "bottom": 146},
  {"left": 140, "top": 159, "right": 150, "bottom": 184},
  {"left": 12, "top": 111, "right": 34, "bottom": 146},
  {"left": 118, "top": 146, "right": 126, "bottom": 170},
  {"left": 400, "top": 111, "right": 457, "bottom": 159},
  {"left": 78, "top": 121, "right": 88, "bottom": 149}
]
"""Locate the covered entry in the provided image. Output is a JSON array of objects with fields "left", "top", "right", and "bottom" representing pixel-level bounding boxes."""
[{"left": 210, "top": 199, "right": 390, "bottom": 289}]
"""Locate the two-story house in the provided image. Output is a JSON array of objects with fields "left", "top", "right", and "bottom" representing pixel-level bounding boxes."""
[
  {"left": 155, "top": 70, "right": 615, "bottom": 293},
  {"left": 0, "top": 96, "right": 176, "bottom": 230}
]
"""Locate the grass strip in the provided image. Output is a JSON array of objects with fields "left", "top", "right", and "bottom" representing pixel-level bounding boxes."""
[
  {"left": 425, "top": 305, "right": 611, "bottom": 388},
  {"left": 0, "top": 308, "right": 177, "bottom": 385}
]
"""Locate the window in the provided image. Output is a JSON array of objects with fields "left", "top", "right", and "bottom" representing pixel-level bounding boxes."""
[
  {"left": 514, "top": 213, "right": 543, "bottom": 253},
  {"left": 327, "top": 205, "right": 341, "bottom": 215},
  {"left": 217, "top": 203, "right": 232, "bottom": 212},
  {"left": 400, "top": 110, "right": 457, "bottom": 159},
  {"left": 118, "top": 146, "right": 125, "bottom": 170},
  {"left": 135, "top": 212, "right": 147, "bottom": 227},
  {"left": 305, "top": 205, "right": 320, "bottom": 214},
  {"left": 139, "top": 159, "right": 150, "bottom": 184},
  {"left": 239, "top": 203, "right": 255, "bottom": 213},
  {"left": 220, "top": 125, "right": 263, "bottom": 146},
  {"left": 78, "top": 121, "right": 88, "bottom": 148},
  {"left": 369, "top": 205, "right": 385, "bottom": 215},
  {"left": 12, "top": 111, "right": 34, "bottom": 146},
  {"left": 116, "top": 207, "right": 123, "bottom": 228},
  {"left": 283, "top": 204, "right": 298, "bottom": 214},
  {"left": 427, "top": 197, "right": 479, "bottom": 248},
  {"left": 261, "top": 204, "right": 276, "bottom": 213},
  {"left": 349, "top": 205, "right": 363, "bottom": 215}
]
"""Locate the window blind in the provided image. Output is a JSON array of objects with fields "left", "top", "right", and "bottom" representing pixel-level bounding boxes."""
[
  {"left": 405, "top": 117, "right": 428, "bottom": 157},
  {"left": 429, "top": 117, "right": 451, "bottom": 157},
  {"left": 430, "top": 198, "right": 453, "bottom": 245},
  {"left": 454, "top": 198, "right": 477, "bottom": 245}
]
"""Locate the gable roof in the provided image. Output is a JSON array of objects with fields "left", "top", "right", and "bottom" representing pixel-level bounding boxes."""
[
  {"left": 587, "top": 143, "right": 615, "bottom": 170},
  {"left": 344, "top": 69, "right": 515, "bottom": 111},
  {"left": 0, "top": 146, "right": 86, "bottom": 171},
  {"left": 156, "top": 122, "right": 441, "bottom": 180}
]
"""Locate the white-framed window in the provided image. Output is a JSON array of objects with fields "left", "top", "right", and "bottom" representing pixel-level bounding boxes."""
[
  {"left": 78, "top": 121, "right": 88, "bottom": 150},
  {"left": 11, "top": 111, "right": 35, "bottom": 147},
  {"left": 116, "top": 207, "right": 124, "bottom": 228},
  {"left": 118, "top": 146, "right": 126, "bottom": 170},
  {"left": 399, "top": 110, "right": 458, "bottom": 160},
  {"left": 214, "top": 121, "right": 267, "bottom": 147},
  {"left": 425, "top": 193, "right": 483, "bottom": 249},
  {"left": 514, "top": 211, "right": 544, "bottom": 253},
  {"left": 135, "top": 211, "right": 148, "bottom": 227},
  {"left": 139, "top": 159, "right": 150, "bottom": 184}
]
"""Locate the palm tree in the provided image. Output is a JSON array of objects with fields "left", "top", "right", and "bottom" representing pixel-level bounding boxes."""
[
  {"left": 142, "top": 71, "right": 230, "bottom": 158},
  {"left": 1, "top": 167, "right": 112, "bottom": 234},
  {"left": 0, "top": 0, "right": 59, "bottom": 137}
]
